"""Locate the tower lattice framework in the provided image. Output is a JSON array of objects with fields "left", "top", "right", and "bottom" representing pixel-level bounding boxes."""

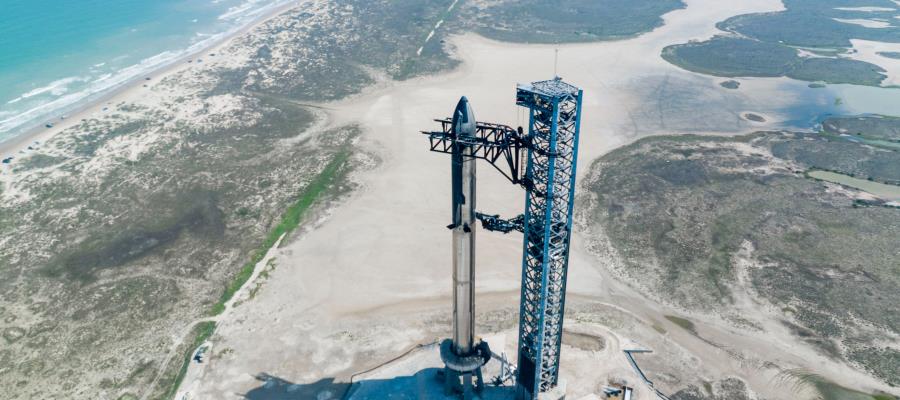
[{"left": 514, "top": 79, "right": 583, "bottom": 399}]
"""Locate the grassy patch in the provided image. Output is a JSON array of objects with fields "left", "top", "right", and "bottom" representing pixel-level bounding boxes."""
[
  {"left": 651, "top": 321, "right": 667, "bottom": 334},
  {"left": 661, "top": 0, "right": 899, "bottom": 86},
  {"left": 161, "top": 321, "right": 215, "bottom": 400},
  {"left": 46, "top": 193, "right": 225, "bottom": 283},
  {"left": 822, "top": 115, "right": 900, "bottom": 142},
  {"left": 788, "top": 57, "right": 886, "bottom": 86},
  {"left": 665, "top": 315, "right": 698, "bottom": 335},
  {"left": 718, "top": 1, "right": 900, "bottom": 49},
  {"left": 662, "top": 36, "right": 887, "bottom": 86},
  {"left": 588, "top": 131, "right": 900, "bottom": 387},
  {"left": 395, "top": 0, "right": 461, "bottom": 79},
  {"left": 465, "top": 0, "right": 685, "bottom": 44},
  {"left": 719, "top": 80, "right": 740, "bottom": 89},
  {"left": 779, "top": 369, "right": 894, "bottom": 400},
  {"left": 849, "top": 346, "right": 900, "bottom": 387},
  {"left": 210, "top": 149, "right": 351, "bottom": 315},
  {"left": 662, "top": 37, "right": 796, "bottom": 77}
]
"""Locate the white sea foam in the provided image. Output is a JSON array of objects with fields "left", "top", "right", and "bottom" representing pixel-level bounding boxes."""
[
  {"left": 0, "top": 0, "right": 295, "bottom": 136},
  {"left": 834, "top": 6, "right": 896, "bottom": 12},
  {"left": 219, "top": 0, "right": 262, "bottom": 21},
  {"left": 2, "top": 50, "right": 206, "bottom": 134},
  {"left": 5, "top": 77, "right": 84, "bottom": 105},
  {"left": 0, "top": 43, "right": 213, "bottom": 133},
  {"left": 219, "top": 0, "right": 287, "bottom": 23}
]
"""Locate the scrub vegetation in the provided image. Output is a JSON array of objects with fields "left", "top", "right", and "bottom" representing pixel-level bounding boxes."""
[
  {"left": 583, "top": 117, "right": 900, "bottom": 388},
  {"left": 719, "top": 80, "right": 740, "bottom": 89},
  {"left": 0, "top": 1, "right": 453, "bottom": 398},
  {"left": 776, "top": 370, "right": 897, "bottom": 400},
  {"left": 663, "top": 37, "right": 888, "bottom": 86},
  {"left": 662, "top": 0, "right": 899, "bottom": 86},
  {"left": 823, "top": 114, "right": 900, "bottom": 142},
  {"left": 457, "top": 0, "right": 685, "bottom": 43}
]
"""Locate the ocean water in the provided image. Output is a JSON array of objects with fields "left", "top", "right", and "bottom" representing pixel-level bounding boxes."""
[{"left": 0, "top": 0, "right": 289, "bottom": 140}]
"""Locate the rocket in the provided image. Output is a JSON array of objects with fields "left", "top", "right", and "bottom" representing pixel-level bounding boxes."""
[{"left": 450, "top": 96, "right": 477, "bottom": 356}]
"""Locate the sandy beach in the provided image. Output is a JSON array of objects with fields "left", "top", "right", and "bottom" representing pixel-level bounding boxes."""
[{"left": 0, "top": 0, "right": 303, "bottom": 160}]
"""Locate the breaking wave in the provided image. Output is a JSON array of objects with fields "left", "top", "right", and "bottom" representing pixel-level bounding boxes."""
[{"left": 0, "top": 0, "right": 293, "bottom": 141}]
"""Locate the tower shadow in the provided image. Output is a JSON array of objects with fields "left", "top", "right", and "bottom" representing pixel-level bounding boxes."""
[
  {"left": 242, "top": 369, "right": 516, "bottom": 400},
  {"left": 242, "top": 373, "right": 349, "bottom": 400}
]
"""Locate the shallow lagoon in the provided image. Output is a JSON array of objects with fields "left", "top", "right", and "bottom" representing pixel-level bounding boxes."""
[{"left": 809, "top": 170, "right": 900, "bottom": 201}]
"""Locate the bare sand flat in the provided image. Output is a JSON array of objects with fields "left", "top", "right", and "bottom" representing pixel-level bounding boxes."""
[
  {"left": 176, "top": 0, "right": 896, "bottom": 399},
  {"left": 848, "top": 39, "right": 900, "bottom": 86}
]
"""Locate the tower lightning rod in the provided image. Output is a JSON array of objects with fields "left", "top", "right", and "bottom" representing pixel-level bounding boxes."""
[{"left": 554, "top": 48, "right": 559, "bottom": 77}]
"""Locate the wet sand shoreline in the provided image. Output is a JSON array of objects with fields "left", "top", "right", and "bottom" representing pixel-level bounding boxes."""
[{"left": 0, "top": 0, "right": 303, "bottom": 160}]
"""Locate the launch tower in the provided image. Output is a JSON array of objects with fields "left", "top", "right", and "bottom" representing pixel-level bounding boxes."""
[
  {"left": 423, "top": 78, "right": 583, "bottom": 400},
  {"left": 511, "top": 79, "right": 582, "bottom": 399}
]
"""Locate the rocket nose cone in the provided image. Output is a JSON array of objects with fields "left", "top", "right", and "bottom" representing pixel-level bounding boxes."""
[
  {"left": 454, "top": 97, "right": 471, "bottom": 123},
  {"left": 452, "top": 96, "right": 476, "bottom": 136}
]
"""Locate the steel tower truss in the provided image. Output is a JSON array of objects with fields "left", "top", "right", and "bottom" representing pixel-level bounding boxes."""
[
  {"left": 513, "top": 79, "right": 582, "bottom": 399},
  {"left": 422, "top": 78, "right": 583, "bottom": 399}
]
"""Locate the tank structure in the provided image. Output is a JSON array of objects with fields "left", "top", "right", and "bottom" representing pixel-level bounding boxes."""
[
  {"left": 422, "top": 77, "right": 584, "bottom": 400},
  {"left": 439, "top": 97, "right": 492, "bottom": 399},
  {"left": 450, "top": 96, "right": 478, "bottom": 356}
]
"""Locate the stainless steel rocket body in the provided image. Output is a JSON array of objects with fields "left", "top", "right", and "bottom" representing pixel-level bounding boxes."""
[{"left": 450, "top": 97, "right": 477, "bottom": 356}]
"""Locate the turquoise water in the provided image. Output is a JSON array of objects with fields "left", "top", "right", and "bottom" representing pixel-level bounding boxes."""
[
  {"left": 0, "top": 0, "right": 288, "bottom": 139},
  {"left": 772, "top": 79, "right": 900, "bottom": 129}
]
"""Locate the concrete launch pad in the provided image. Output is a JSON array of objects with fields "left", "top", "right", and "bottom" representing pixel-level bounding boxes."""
[
  {"left": 345, "top": 337, "right": 568, "bottom": 400},
  {"left": 346, "top": 339, "right": 515, "bottom": 400}
]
